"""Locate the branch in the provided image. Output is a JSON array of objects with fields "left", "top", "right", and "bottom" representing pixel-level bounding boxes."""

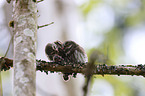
[
  {"left": 38, "top": 22, "right": 54, "bottom": 29},
  {"left": 1, "top": 57, "right": 145, "bottom": 77}
]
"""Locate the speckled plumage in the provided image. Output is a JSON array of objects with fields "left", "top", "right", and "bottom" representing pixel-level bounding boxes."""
[{"left": 45, "top": 40, "right": 88, "bottom": 80}]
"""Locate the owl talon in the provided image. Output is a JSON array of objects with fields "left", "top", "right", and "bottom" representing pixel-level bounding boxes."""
[
  {"left": 63, "top": 73, "right": 70, "bottom": 81},
  {"left": 73, "top": 73, "right": 77, "bottom": 78}
]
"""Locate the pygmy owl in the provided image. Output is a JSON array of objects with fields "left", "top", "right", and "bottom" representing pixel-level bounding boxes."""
[{"left": 45, "top": 40, "right": 88, "bottom": 80}]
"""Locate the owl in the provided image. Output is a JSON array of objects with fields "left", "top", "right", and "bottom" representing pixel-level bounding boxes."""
[{"left": 45, "top": 40, "right": 88, "bottom": 80}]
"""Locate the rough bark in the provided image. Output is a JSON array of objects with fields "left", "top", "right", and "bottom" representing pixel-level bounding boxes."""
[{"left": 12, "top": 0, "right": 37, "bottom": 96}]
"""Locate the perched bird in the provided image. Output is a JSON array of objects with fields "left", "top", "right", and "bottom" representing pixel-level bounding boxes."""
[{"left": 45, "top": 40, "right": 88, "bottom": 81}]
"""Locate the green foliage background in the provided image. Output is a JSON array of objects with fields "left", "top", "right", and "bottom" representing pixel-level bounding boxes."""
[{"left": 79, "top": 0, "right": 145, "bottom": 96}]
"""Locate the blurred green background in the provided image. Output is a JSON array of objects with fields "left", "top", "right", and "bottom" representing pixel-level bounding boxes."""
[
  {"left": 81, "top": 0, "right": 145, "bottom": 96},
  {"left": 0, "top": 0, "right": 145, "bottom": 96}
]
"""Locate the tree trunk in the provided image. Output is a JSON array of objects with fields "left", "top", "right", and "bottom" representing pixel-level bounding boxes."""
[{"left": 13, "top": 0, "right": 37, "bottom": 96}]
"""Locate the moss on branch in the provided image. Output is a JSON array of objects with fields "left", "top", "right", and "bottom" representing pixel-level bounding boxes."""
[{"left": 1, "top": 57, "right": 145, "bottom": 77}]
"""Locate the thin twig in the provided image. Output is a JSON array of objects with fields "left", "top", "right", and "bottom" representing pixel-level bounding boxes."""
[
  {"left": 4, "top": 36, "right": 13, "bottom": 57},
  {"left": 38, "top": 22, "right": 54, "bottom": 29},
  {"left": 37, "top": 0, "right": 44, "bottom": 3}
]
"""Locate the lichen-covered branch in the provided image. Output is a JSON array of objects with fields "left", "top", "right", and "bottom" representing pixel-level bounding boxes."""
[
  {"left": 1, "top": 57, "right": 145, "bottom": 77},
  {"left": 12, "top": 0, "right": 37, "bottom": 96},
  {"left": 36, "top": 60, "right": 145, "bottom": 77}
]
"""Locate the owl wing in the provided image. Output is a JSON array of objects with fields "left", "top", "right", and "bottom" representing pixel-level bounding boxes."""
[
  {"left": 74, "top": 46, "right": 88, "bottom": 63},
  {"left": 66, "top": 46, "right": 88, "bottom": 64}
]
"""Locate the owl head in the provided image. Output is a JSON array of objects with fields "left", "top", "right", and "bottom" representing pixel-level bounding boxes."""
[
  {"left": 45, "top": 43, "right": 57, "bottom": 61},
  {"left": 63, "top": 41, "right": 78, "bottom": 48}
]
